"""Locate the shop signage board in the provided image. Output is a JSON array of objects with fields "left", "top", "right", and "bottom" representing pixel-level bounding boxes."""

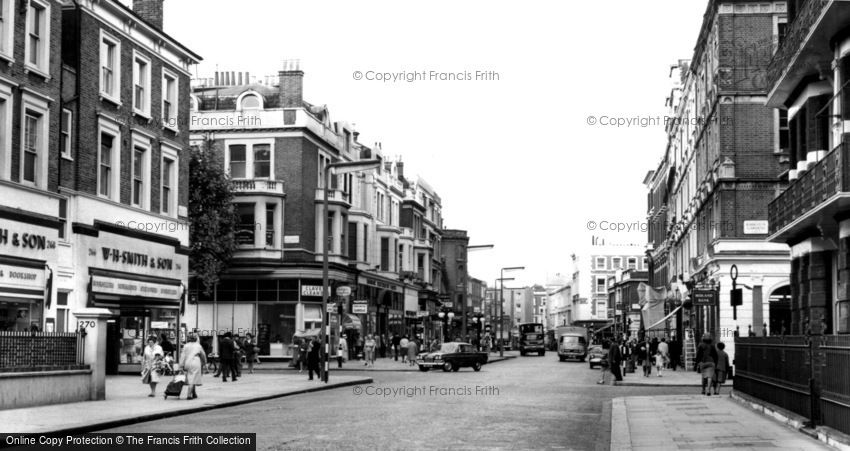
[
  {"left": 442, "top": 302, "right": 453, "bottom": 308},
  {"left": 91, "top": 275, "right": 181, "bottom": 300},
  {"left": 359, "top": 276, "right": 402, "bottom": 292},
  {"left": 336, "top": 286, "right": 351, "bottom": 296},
  {"left": 0, "top": 219, "right": 58, "bottom": 261},
  {"left": 301, "top": 285, "right": 330, "bottom": 297},
  {"left": 692, "top": 290, "right": 717, "bottom": 306},
  {"left": 743, "top": 220, "right": 769, "bottom": 235},
  {"left": 352, "top": 299, "right": 368, "bottom": 314},
  {"left": 0, "top": 264, "right": 44, "bottom": 290},
  {"left": 417, "top": 310, "right": 429, "bottom": 317},
  {"left": 327, "top": 302, "right": 337, "bottom": 313}
]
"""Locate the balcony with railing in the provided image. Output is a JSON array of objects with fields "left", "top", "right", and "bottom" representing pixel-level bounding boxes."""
[
  {"left": 231, "top": 179, "right": 285, "bottom": 196},
  {"left": 767, "top": 0, "right": 850, "bottom": 106},
  {"left": 768, "top": 140, "right": 850, "bottom": 240},
  {"left": 314, "top": 188, "right": 352, "bottom": 207}
]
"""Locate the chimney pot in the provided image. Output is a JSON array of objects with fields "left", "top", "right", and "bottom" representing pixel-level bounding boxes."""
[{"left": 279, "top": 59, "right": 304, "bottom": 108}]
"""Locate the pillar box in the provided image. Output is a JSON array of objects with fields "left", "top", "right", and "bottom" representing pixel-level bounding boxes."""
[{"left": 73, "top": 308, "right": 113, "bottom": 401}]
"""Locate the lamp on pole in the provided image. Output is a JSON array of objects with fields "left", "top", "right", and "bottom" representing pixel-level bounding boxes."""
[
  {"left": 499, "top": 266, "right": 524, "bottom": 357},
  {"left": 492, "top": 276, "right": 514, "bottom": 352},
  {"left": 321, "top": 159, "right": 381, "bottom": 383},
  {"left": 461, "top": 244, "right": 494, "bottom": 339}
]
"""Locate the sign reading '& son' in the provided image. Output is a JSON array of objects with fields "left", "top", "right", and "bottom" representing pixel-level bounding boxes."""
[{"left": 101, "top": 247, "right": 173, "bottom": 270}]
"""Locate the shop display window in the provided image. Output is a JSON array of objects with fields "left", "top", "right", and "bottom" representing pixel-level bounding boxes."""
[
  {"left": 258, "top": 303, "right": 295, "bottom": 356},
  {"left": 119, "top": 316, "right": 145, "bottom": 364},
  {"left": 0, "top": 299, "right": 43, "bottom": 331}
]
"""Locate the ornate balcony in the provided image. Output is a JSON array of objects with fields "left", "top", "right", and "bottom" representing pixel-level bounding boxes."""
[
  {"left": 767, "top": 0, "right": 850, "bottom": 106},
  {"left": 768, "top": 140, "right": 850, "bottom": 240},
  {"left": 231, "top": 179, "right": 285, "bottom": 196}
]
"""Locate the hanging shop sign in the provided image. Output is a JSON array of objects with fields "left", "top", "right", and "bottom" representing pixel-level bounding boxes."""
[
  {"left": 358, "top": 276, "right": 402, "bottom": 292},
  {"left": 692, "top": 290, "right": 717, "bottom": 307},
  {"left": 301, "top": 285, "right": 330, "bottom": 297},
  {"left": 91, "top": 275, "right": 181, "bottom": 300},
  {"left": 352, "top": 299, "right": 368, "bottom": 314}
]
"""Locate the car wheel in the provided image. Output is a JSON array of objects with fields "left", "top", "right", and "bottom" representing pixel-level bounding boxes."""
[
  {"left": 538, "top": 351, "right": 545, "bottom": 357},
  {"left": 580, "top": 357, "right": 586, "bottom": 362},
  {"left": 472, "top": 362, "right": 482, "bottom": 372},
  {"left": 442, "top": 361, "right": 453, "bottom": 372},
  {"left": 589, "top": 363, "right": 594, "bottom": 369},
  {"left": 418, "top": 365, "right": 429, "bottom": 372},
  {"left": 559, "top": 356, "right": 566, "bottom": 362},
  {"left": 520, "top": 350, "right": 526, "bottom": 356}
]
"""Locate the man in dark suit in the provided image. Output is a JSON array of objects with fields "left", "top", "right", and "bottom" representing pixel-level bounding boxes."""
[
  {"left": 609, "top": 339, "right": 623, "bottom": 381},
  {"left": 219, "top": 332, "right": 238, "bottom": 382},
  {"left": 307, "top": 337, "right": 321, "bottom": 380}
]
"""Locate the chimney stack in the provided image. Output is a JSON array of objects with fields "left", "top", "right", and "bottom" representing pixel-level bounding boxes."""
[
  {"left": 279, "top": 60, "right": 303, "bottom": 108},
  {"left": 132, "top": 0, "right": 164, "bottom": 30}
]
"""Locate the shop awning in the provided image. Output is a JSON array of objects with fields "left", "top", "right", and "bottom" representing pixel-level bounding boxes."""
[
  {"left": 644, "top": 305, "right": 682, "bottom": 331},
  {"left": 341, "top": 313, "right": 362, "bottom": 329},
  {"left": 294, "top": 328, "right": 321, "bottom": 338}
]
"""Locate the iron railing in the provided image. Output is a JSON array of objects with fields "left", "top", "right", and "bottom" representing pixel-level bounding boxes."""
[
  {"left": 0, "top": 331, "right": 86, "bottom": 371},
  {"left": 767, "top": 0, "right": 829, "bottom": 90},
  {"left": 820, "top": 335, "right": 850, "bottom": 435},
  {"left": 768, "top": 141, "right": 850, "bottom": 234},
  {"left": 734, "top": 336, "right": 812, "bottom": 419}
]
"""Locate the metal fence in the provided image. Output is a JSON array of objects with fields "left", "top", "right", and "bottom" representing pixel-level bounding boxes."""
[
  {"left": 734, "top": 336, "right": 812, "bottom": 419},
  {"left": 821, "top": 335, "right": 850, "bottom": 435},
  {"left": 0, "top": 331, "right": 86, "bottom": 370},
  {"left": 735, "top": 335, "right": 850, "bottom": 436}
]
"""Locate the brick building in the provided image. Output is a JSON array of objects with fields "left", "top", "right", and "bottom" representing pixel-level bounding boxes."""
[
  {"left": 187, "top": 64, "right": 451, "bottom": 355},
  {"left": 644, "top": 1, "right": 791, "bottom": 363},
  {"left": 0, "top": 0, "right": 64, "bottom": 336},
  {"left": 55, "top": 0, "right": 200, "bottom": 374},
  {"left": 733, "top": 0, "right": 850, "bottom": 436}
]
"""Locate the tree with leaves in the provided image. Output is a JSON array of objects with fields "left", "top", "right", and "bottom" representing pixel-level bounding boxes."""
[{"left": 189, "top": 141, "right": 238, "bottom": 296}]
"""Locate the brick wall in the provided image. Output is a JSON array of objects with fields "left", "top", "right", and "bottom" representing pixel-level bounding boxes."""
[
  {"left": 64, "top": 10, "right": 190, "bottom": 216},
  {"left": 2, "top": 3, "right": 63, "bottom": 192}
]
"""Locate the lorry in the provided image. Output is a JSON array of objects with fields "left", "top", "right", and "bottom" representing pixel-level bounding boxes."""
[{"left": 555, "top": 325, "right": 589, "bottom": 362}]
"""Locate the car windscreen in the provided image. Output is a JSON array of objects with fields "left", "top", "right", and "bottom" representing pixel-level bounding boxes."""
[
  {"left": 439, "top": 343, "right": 458, "bottom": 353},
  {"left": 560, "top": 336, "right": 583, "bottom": 344}
]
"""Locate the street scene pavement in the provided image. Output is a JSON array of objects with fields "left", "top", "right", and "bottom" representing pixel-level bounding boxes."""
[{"left": 101, "top": 355, "right": 702, "bottom": 450}]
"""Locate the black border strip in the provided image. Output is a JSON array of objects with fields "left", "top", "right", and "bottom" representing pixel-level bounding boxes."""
[
  {"left": 94, "top": 220, "right": 182, "bottom": 248},
  {"left": 0, "top": 205, "right": 62, "bottom": 230},
  {"left": 0, "top": 255, "right": 46, "bottom": 269},
  {"left": 89, "top": 267, "right": 183, "bottom": 286}
]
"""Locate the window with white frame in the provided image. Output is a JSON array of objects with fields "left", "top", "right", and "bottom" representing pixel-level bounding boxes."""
[
  {"left": 130, "top": 133, "right": 151, "bottom": 208},
  {"left": 133, "top": 52, "right": 150, "bottom": 115},
  {"left": 0, "top": 0, "right": 14, "bottom": 60},
  {"left": 642, "top": 257, "right": 648, "bottom": 269},
  {"left": 596, "top": 277, "right": 606, "bottom": 293},
  {"left": 97, "top": 119, "right": 120, "bottom": 200},
  {"left": 160, "top": 145, "right": 179, "bottom": 216},
  {"left": 0, "top": 82, "right": 11, "bottom": 180},
  {"left": 25, "top": 0, "right": 49, "bottom": 75},
  {"left": 627, "top": 257, "right": 637, "bottom": 270},
  {"left": 240, "top": 94, "right": 261, "bottom": 110},
  {"left": 20, "top": 94, "right": 48, "bottom": 188},
  {"left": 317, "top": 154, "right": 330, "bottom": 188},
  {"left": 227, "top": 141, "right": 273, "bottom": 179},
  {"left": 162, "top": 70, "right": 178, "bottom": 129},
  {"left": 612, "top": 257, "right": 622, "bottom": 269},
  {"left": 99, "top": 31, "right": 120, "bottom": 102},
  {"left": 60, "top": 109, "right": 72, "bottom": 159},
  {"left": 596, "top": 257, "right": 606, "bottom": 269}
]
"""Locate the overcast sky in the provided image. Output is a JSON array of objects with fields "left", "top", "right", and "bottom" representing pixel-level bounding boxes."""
[{"left": 159, "top": 0, "right": 708, "bottom": 287}]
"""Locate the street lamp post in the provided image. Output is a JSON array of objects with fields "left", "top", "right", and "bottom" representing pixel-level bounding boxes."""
[
  {"left": 321, "top": 159, "right": 381, "bottom": 383},
  {"left": 499, "top": 266, "right": 524, "bottom": 357}
]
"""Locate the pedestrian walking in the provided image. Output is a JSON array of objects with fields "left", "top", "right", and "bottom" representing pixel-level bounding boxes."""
[
  {"left": 430, "top": 338, "right": 440, "bottom": 352},
  {"left": 713, "top": 342, "right": 730, "bottom": 395},
  {"left": 657, "top": 338, "right": 670, "bottom": 369},
  {"left": 337, "top": 334, "right": 348, "bottom": 368},
  {"left": 620, "top": 340, "right": 632, "bottom": 376},
  {"left": 669, "top": 338, "right": 681, "bottom": 371},
  {"left": 141, "top": 336, "right": 163, "bottom": 397},
  {"left": 243, "top": 333, "right": 257, "bottom": 374},
  {"left": 597, "top": 340, "right": 611, "bottom": 385},
  {"left": 635, "top": 339, "right": 651, "bottom": 377},
  {"left": 482, "top": 333, "right": 492, "bottom": 354},
  {"left": 377, "top": 334, "right": 385, "bottom": 359},
  {"left": 178, "top": 333, "right": 207, "bottom": 400},
  {"left": 364, "top": 334, "right": 376, "bottom": 367},
  {"left": 610, "top": 339, "right": 623, "bottom": 382},
  {"left": 654, "top": 349, "right": 665, "bottom": 377},
  {"left": 298, "top": 338, "right": 309, "bottom": 372},
  {"left": 290, "top": 337, "right": 301, "bottom": 369},
  {"left": 399, "top": 336, "right": 410, "bottom": 363},
  {"left": 392, "top": 334, "right": 401, "bottom": 361},
  {"left": 307, "top": 337, "right": 321, "bottom": 380},
  {"left": 407, "top": 338, "right": 418, "bottom": 366},
  {"left": 218, "top": 332, "right": 238, "bottom": 382},
  {"left": 695, "top": 333, "right": 719, "bottom": 396}
]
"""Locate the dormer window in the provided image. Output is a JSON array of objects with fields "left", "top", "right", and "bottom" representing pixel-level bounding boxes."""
[{"left": 238, "top": 92, "right": 262, "bottom": 110}]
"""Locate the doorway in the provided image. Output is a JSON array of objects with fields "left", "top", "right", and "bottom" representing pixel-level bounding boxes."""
[{"left": 768, "top": 285, "right": 791, "bottom": 336}]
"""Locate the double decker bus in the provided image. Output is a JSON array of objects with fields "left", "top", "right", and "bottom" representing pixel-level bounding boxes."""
[{"left": 518, "top": 322, "right": 545, "bottom": 356}]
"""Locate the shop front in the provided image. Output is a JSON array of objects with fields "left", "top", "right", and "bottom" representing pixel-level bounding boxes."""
[
  {"left": 0, "top": 217, "right": 59, "bottom": 333},
  {"left": 76, "top": 229, "right": 187, "bottom": 375},
  {"left": 356, "top": 274, "right": 404, "bottom": 339}
]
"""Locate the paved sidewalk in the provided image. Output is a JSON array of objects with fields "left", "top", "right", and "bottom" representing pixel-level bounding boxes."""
[
  {"left": 610, "top": 394, "right": 833, "bottom": 450},
  {"left": 614, "top": 368, "right": 703, "bottom": 387},
  {"left": 0, "top": 373, "right": 371, "bottom": 434},
  {"left": 250, "top": 351, "right": 517, "bottom": 372}
]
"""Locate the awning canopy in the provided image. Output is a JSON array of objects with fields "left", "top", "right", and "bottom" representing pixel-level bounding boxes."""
[
  {"left": 644, "top": 305, "right": 682, "bottom": 331},
  {"left": 342, "top": 313, "right": 362, "bottom": 329},
  {"left": 294, "top": 328, "right": 321, "bottom": 338}
]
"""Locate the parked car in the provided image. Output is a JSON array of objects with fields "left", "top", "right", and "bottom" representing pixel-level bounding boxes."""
[
  {"left": 557, "top": 333, "right": 587, "bottom": 362},
  {"left": 416, "top": 342, "right": 489, "bottom": 372},
  {"left": 587, "top": 345, "right": 607, "bottom": 369}
]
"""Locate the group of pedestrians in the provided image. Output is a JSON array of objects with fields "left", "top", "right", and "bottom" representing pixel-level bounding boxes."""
[
  {"left": 695, "top": 333, "right": 731, "bottom": 396},
  {"left": 142, "top": 331, "right": 263, "bottom": 399}
]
